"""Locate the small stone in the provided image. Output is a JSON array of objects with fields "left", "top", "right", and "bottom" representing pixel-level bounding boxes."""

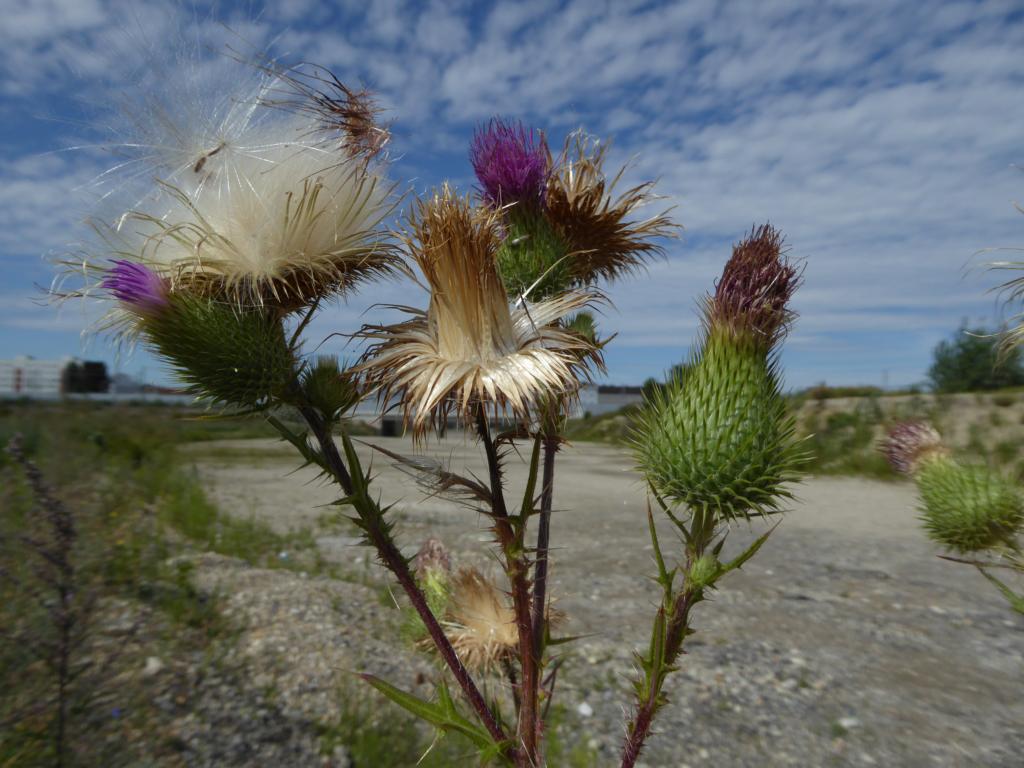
[
  {"left": 577, "top": 701, "right": 594, "bottom": 718},
  {"left": 838, "top": 717, "right": 861, "bottom": 730},
  {"left": 143, "top": 656, "right": 164, "bottom": 677}
]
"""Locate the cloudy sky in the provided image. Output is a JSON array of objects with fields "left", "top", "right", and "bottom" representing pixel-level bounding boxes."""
[{"left": 2, "top": 0, "right": 1023, "bottom": 389}]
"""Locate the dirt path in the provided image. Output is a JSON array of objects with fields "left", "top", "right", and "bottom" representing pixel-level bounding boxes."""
[{"left": 184, "top": 435, "right": 1024, "bottom": 767}]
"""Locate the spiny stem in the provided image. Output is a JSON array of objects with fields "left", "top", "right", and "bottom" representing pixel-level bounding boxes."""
[
  {"left": 474, "top": 405, "right": 540, "bottom": 766},
  {"left": 620, "top": 589, "right": 698, "bottom": 768},
  {"left": 621, "top": 510, "right": 715, "bottom": 768},
  {"left": 529, "top": 434, "right": 559, "bottom": 713},
  {"left": 298, "top": 408, "right": 510, "bottom": 751}
]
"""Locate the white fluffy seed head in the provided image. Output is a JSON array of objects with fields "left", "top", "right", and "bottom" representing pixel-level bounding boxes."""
[
  {"left": 121, "top": 119, "right": 397, "bottom": 309},
  {"left": 75, "top": 48, "right": 398, "bottom": 312}
]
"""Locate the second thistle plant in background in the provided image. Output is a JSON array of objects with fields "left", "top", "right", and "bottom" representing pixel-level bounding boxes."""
[{"left": 882, "top": 422, "right": 1024, "bottom": 613}]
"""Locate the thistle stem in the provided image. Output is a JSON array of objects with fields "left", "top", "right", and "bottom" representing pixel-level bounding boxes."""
[
  {"left": 529, "top": 434, "right": 559, "bottom": 708},
  {"left": 620, "top": 589, "right": 698, "bottom": 768},
  {"left": 474, "top": 405, "right": 540, "bottom": 766},
  {"left": 298, "top": 407, "right": 510, "bottom": 751}
]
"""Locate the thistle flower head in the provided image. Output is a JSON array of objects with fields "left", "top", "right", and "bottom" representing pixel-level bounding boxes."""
[
  {"left": 880, "top": 421, "right": 948, "bottom": 475},
  {"left": 916, "top": 461, "right": 1023, "bottom": 553},
  {"left": 470, "top": 118, "right": 549, "bottom": 208},
  {"left": 262, "top": 64, "right": 391, "bottom": 161},
  {"left": 121, "top": 133, "right": 397, "bottom": 313},
  {"left": 65, "top": 52, "right": 398, "bottom": 316},
  {"left": 634, "top": 225, "right": 807, "bottom": 522},
  {"left": 101, "top": 260, "right": 168, "bottom": 315},
  {"left": 544, "top": 132, "right": 677, "bottom": 287},
  {"left": 443, "top": 568, "right": 519, "bottom": 673},
  {"left": 414, "top": 537, "right": 452, "bottom": 580},
  {"left": 710, "top": 224, "right": 800, "bottom": 343},
  {"left": 359, "top": 186, "right": 601, "bottom": 438}
]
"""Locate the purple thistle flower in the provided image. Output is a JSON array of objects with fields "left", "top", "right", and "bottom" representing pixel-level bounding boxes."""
[
  {"left": 102, "top": 261, "right": 168, "bottom": 314},
  {"left": 712, "top": 224, "right": 800, "bottom": 341},
  {"left": 881, "top": 421, "right": 946, "bottom": 475},
  {"left": 470, "top": 118, "right": 549, "bottom": 208}
]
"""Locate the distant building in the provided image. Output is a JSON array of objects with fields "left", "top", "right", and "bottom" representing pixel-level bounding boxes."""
[
  {"left": 575, "top": 384, "right": 644, "bottom": 417},
  {"left": 0, "top": 356, "right": 109, "bottom": 398}
]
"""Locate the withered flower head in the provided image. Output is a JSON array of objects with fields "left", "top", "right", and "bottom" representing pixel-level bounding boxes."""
[
  {"left": 709, "top": 224, "right": 800, "bottom": 343},
  {"left": 359, "top": 185, "right": 601, "bottom": 438},
  {"left": 114, "top": 140, "right": 399, "bottom": 314},
  {"left": 881, "top": 421, "right": 948, "bottom": 475},
  {"left": 443, "top": 567, "right": 518, "bottom": 672},
  {"left": 545, "top": 132, "right": 678, "bottom": 286},
  {"left": 264, "top": 64, "right": 391, "bottom": 161}
]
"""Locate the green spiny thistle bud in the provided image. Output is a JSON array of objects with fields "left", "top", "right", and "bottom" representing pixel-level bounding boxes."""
[
  {"left": 496, "top": 206, "right": 571, "bottom": 300},
  {"left": 403, "top": 538, "right": 451, "bottom": 643},
  {"left": 687, "top": 554, "right": 720, "bottom": 590},
  {"left": 565, "top": 310, "right": 598, "bottom": 345},
  {"left": 882, "top": 422, "right": 1023, "bottom": 553},
  {"left": 300, "top": 356, "right": 361, "bottom": 420},
  {"left": 634, "top": 225, "right": 806, "bottom": 522},
  {"left": 143, "top": 294, "right": 295, "bottom": 408},
  {"left": 916, "top": 458, "right": 1023, "bottom": 553}
]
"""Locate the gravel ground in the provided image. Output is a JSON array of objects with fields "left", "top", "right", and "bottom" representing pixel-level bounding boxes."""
[{"left": 182, "top": 434, "right": 1024, "bottom": 767}]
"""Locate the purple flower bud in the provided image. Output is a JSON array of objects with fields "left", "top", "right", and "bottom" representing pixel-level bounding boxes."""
[
  {"left": 102, "top": 261, "right": 168, "bottom": 314},
  {"left": 470, "top": 118, "right": 549, "bottom": 208},
  {"left": 881, "top": 421, "right": 947, "bottom": 475},
  {"left": 414, "top": 537, "right": 451, "bottom": 579},
  {"left": 712, "top": 224, "right": 799, "bottom": 341}
]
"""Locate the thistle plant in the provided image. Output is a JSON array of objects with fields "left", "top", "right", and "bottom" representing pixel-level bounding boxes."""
[
  {"left": 623, "top": 225, "right": 807, "bottom": 766},
  {"left": 59, "top": 45, "right": 812, "bottom": 765},
  {"left": 881, "top": 422, "right": 1024, "bottom": 613}
]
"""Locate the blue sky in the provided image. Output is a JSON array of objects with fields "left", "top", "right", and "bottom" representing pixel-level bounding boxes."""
[{"left": 2, "top": 0, "right": 1023, "bottom": 389}]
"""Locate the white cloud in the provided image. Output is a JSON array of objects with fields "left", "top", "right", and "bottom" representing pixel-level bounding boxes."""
[{"left": 2, "top": 0, "right": 1023, "bottom": 387}]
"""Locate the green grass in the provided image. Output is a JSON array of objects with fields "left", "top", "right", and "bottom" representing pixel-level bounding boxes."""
[{"left": 0, "top": 402, "right": 331, "bottom": 765}]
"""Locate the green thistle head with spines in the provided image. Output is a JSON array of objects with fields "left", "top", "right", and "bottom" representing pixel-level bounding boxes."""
[
  {"left": 496, "top": 205, "right": 571, "bottom": 301},
  {"left": 300, "top": 356, "right": 361, "bottom": 421},
  {"left": 145, "top": 293, "right": 296, "bottom": 408},
  {"left": 916, "top": 458, "right": 1023, "bottom": 553},
  {"left": 882, "top": 422, "right": 1023, "bottom": 553},
  {"left": 102, "top": 261, "right": 296, "bottom": 409},
  {"left": 634, "top": 225, "right": 807, "bottom": 522}
]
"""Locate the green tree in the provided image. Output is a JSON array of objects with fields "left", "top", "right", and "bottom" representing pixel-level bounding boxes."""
[{"left": 928, "top": 325, "right": 1024, "bottom": 393}]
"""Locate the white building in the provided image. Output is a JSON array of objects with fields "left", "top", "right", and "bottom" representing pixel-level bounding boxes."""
[{"left": 0, "top": 356, "right": 75, "bottom": 397}]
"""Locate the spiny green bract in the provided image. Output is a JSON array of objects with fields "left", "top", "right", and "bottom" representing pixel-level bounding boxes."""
[
  {"left": 634, "top": 329, "right": 806, "bottom": 521},
  {"left": 496, "top": 206, "right": 569, "bottom": 300},
  {"left": 301, "top": 356, "right": 360, "bottom": 420},
  {"left": 916, "top": 458, "right": 1023, "bottom": 553},
  {"left": 145, "top": 295, "right": 294, "bottom": 408},
  {"left": 686, "top": 554, "right": 720, "bottom": 589}
]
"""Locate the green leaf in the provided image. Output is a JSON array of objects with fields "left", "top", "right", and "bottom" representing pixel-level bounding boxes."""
[
  {"left": 977, "top": 567, "right": 1024, "bottom": 615},
  {"left": 520, "top": 434, "right": 542, "bottom": 520},
  {"left": 360, "top": 675, "right": 498, "bottom": 751},
  {"left": 647, "top": 501, "right": 673, "bottom": 589},
  {"left": 266, "top": 415, "right": 328, "bottom": 473},
  {"left": 719, "top": 523, "right": 778, "bottom": 578}
]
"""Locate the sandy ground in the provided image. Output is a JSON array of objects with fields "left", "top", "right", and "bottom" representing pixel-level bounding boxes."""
[{"left": 182, "top": 434, "right": 1024, "bottom": 768}]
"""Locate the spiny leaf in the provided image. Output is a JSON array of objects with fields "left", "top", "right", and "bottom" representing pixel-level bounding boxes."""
[
  {"left": 359, "top": 675, "right": 498, "bottom": 751},
  {"left": 977, "top": 567, "right": 1024, "bottom": 615}
]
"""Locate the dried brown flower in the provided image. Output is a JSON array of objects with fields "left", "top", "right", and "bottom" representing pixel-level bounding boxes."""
[
  {"left": 544, "top": 132, "right": 678, "bottom": 286},
  {"left": 359, "top": 185, "right": 601, "bottom": 438}
]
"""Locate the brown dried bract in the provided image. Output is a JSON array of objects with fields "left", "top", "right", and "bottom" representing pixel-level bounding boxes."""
[
  {"left": 357, "top": 186, "right": 602, "bottom": 439},
  {"left": 544, "top": 132, "right": 678, "bottom": 286}
]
